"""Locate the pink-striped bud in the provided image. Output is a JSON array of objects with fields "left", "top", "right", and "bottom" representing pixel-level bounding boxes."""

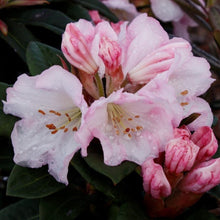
[
  {"left": 179, "top": 158, "right": 220, "bottom": 193},
  {"left": 142, "top": 159, "right": 171, "bottom": 199},
  {"left": 0, "top": 19, "right": 8, "bottom": 36},
  {"left": 89, "top": 10, "right": 103, "bottom": 25},
  {"left": 191, "top": 126, "right": 218, "bottom": 163},
  {"left": 165, "top": 137, "right": 199, "bottom": 174},
  {"left": 98, "top": 36, "right": 121, "bottom": 73},
  {"left": 61, "top": 22, "right": 98, "bottom": 75},
  {"left": 173, "top": 126, "right": 190, "bottom": 139}
]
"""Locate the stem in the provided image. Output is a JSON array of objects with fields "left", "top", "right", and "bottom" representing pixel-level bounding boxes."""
[{"left": 94, "top": 73, "right": 105, "bottom": 97}]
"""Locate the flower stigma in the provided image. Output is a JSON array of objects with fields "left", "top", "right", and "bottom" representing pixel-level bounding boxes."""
[
  {"left": 106, "top": 103, "right": 143, "bottom": 139},
  {"left": 38, "top": 107, "right": 82, "bottom": 134}
]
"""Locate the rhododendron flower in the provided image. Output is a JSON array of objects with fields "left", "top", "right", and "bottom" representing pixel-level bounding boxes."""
[
  {"left": 62, "top": 14, "right": 214, "bottom": 131},
  {"left": 80, "top": 84, "right": 182, "bottom": 166},
  {"left": 3, "top": 65, "right": 88, "bottom": 184},
  {"left": 150, "top": 0, "right": 205, "bottom": 40}
]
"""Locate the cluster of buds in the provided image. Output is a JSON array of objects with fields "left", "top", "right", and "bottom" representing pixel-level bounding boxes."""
[{"left": 142, "top": 126, "right": 219, "bottom": 218}]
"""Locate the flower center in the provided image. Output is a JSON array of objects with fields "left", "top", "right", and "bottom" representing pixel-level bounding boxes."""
[
  {"left": 38, "top": 107, "right": 82, "bottom": 134},
  {"left": 106, "top": 103, "right": 143, "bottom": 138}
]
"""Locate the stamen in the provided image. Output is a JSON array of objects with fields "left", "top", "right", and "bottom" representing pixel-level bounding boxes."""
[
  {"left": 181, "top": 102, "right": 189, "bottom": 106},
  {"left": 107, "top": 103, "right": 143, "bottom": 139},
  {"left": 51, "top": 130, "right": 58, "bottom": 134},
  {"left": 73, "top": 127, "right": 78, "bottom": 131},
  {"left": 181, "top": 90, "right": 188, "bottom": 96},
  {"left": 38, "top": 107, "right": 82, "bottom": 134},
  {"left": 38, "top": 109, "right": 46, "bottom": 115},
  {"left": 46, "top": 124, "right": 56, "bottom": 130},
  {"left": 49, "top": 110, "right": 61, "bottom": 116},
  {"left": 65, "top": 113, "right": 72, "bottom": 122}
]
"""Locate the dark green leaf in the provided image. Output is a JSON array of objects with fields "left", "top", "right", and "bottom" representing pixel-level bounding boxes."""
[
  {"left": 115, "top": 201, "right": 149, "bottom": 220},
  {"left": 13, "top": 9, "right": 73, "bottom": 35},
  {"left": 0, "top": 111, "right": 18, "bottom": 137},
  {"left": 0, "top": 20, "right": 37, "bottom": 61},
  {"left": 0, "top": 82, "right": 9, "bottom": 110},
  {"left": 179, "top": 113, "right": 201, "bottom": 127},
  {"left": 0, "top": 199, "right": 39, "bottom": 220},
  {"left": 182, "top": 205, "right": 218, "bottom": 220},
  {"left": 0, "top": 137, "right": 14, "bottom": 171},
  {"left": 40, "top": 188, "right": 88, "bottom": 220},
  {"left": 72, "top": 0, "right": 119, "bottom": 22},
  {"left": 71, "top": 153, "right": 118, "bottom": 199},
  {"left": 7, "top": 165, "right": 65, "bottom": 199},
  {"left": 0, "top": 82, "right": 18, "bottom": 137},
  {"left": 84, "top": 146, "right": 137, "bottom": 185},
  {"left": 65, "top": 3, "right": 91, "bottom": 21},
  {"left": 26, "top": 41, "right": 65, "bottom": 75}
]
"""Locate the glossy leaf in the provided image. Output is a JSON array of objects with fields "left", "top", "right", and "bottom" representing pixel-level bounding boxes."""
[
  {"left": 26, "top": 41, "right": 65, "bottom": 75},
  {"left": 84, "top": 145, "right": 137, "bottom": 185},
  {"left": 72, "top": 0, "right": 119, "bottom": 22},
  {"left": 7, "top": 165, "right": 65, "bottom": 199},
  {"left": 0, "top": 199, "right": 39, "bottom": 220},
  {"left": 65, "top": 3, "right": 91, "bottom": 21},
  {"left": 0, "top": 20, "right": 37, "bottom": 61},
  {"left": 179, "top": 113, "right": 201, "bottom": 127},
  {"left": 0, "top": 82, "right": 18, "bottom": 137},
  {"left": 13, "top": 9, "right": 73, "bottom": 35},
  {"left": 109, "top": 202, "right": 149, "bottom": 220},
  {"left": 0, "top": 137, "right": 14, "bottom": 171},
  {"left": 40, "top": 188, "right": 88, "bottom": 220}
]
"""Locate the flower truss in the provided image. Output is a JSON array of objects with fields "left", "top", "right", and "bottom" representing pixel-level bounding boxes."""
[{"left": 3, "top": 13, "right": 219, "bottom": 213}]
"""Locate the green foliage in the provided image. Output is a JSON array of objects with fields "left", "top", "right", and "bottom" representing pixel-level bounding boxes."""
[
  {"left": 109, "top": 202, "right": 149, "bottom": 220},
  {"left": 72, "top": 0, "right": 119, "bottom": 22},
  {"left": 0, "top": 82, "right": 18, "bottom": 137},
  {"left": 7, "top": 165, "right": 65, "bottom": 199},
  {"left": 40, "top": 189, "right": 88, "bottom": 220},
  {"left": 84, "top": 145, "right": 137, "bottom": 185},
  {"left": 0, "top": 199, "right": 39, "bottom": 220},
  {"left": 0, "top": 20, "right": 37, "bottom": 61},
  {"left": 26, "top": 41, "right": 66, "bottom": 75},
  {"left": 13, "top": 9, "right": 74, "bottom": 35}
]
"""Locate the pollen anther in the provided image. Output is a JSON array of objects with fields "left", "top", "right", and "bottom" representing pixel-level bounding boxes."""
[
  {"left": 181, "top": 90, "right": 189, "bottom": 95},
  {"left": 38, "top": 109, "right": 46, "bottom": 115},
  {"left": 181, "top": 102, "right": 189, "bottom": 106}
]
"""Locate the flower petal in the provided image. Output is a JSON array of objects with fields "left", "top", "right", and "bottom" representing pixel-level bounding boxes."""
[
  {"left": 120, "top": 14, "right": 169, "bottom": 75},
  {"left": 150, "top": 0, "right": 184, "bottom": 22},
  {"left": 12, "top": 118, "right": 80, "bottom": 184}
]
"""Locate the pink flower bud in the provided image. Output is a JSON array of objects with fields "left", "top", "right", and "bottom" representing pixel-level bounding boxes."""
[
  {"left": 61, "top": 22, "right": 98, "bottom": 75},
  {"left": 98, "top": 36, "right": 121, "bottom": 73},
  {"left": 165, "top": 137, "right": 199, "bottom": 174},
  {"left": 89, "top": 10, "right": 103, "bottom": 25},
  {"left": 173, "top": 126, "right": 190, "bottom": 139},
  {"left": 191, "top": 126, "right": 218, "bottom": 163},
  {"left": 179, "top": 158, "right": 220, "bottom": 193},
  {"left": 0, "top": 19, "right": 7, "bottom": 36},
  {"left": 142, "top": 159, "right": 171, "bottom": 199}
]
